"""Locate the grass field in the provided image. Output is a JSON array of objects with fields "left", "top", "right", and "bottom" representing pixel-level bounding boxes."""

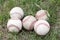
[{"left": 0, "top": 0, "right": 60, "bottom": 40}]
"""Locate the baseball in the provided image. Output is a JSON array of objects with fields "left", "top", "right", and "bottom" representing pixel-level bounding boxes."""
[
  {"left": 7, "top": 19, "right": 22, "bottom": 32},
  {"left": 35, "top": 10, "right": 50, "bottom": 20},
  {"left": 22, "top": 15, "right": 36, "bottom": 30},
  {"left": 10, "top": 7, "right": 24, "bottom": 19},
  {"left": 34, "top": 20, "right": 50, "bottom": 35}
]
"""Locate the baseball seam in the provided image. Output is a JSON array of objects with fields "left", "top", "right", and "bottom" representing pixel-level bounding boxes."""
[
  {"left": 22, "top": 16, "right": 31, "bottom": 23},
  {"left": 7, "top": 24, "right": 20, "bottom": 31},
  {"left": 35, "top": 23, "right": 50, "bottom": 31},
  {"left": 35, "top": 12, "right": 46, "bottom": 19},
  {"left": 29, "top": 20, "right": 36, "bottom": 30}
]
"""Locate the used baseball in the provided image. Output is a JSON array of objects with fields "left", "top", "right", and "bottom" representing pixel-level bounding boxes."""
[
  {"left": 34, "top": 20, "right": 50, "bottom": 35},
  {"left": 35, "top": 10, "right": 50, "bottom": 20},
  {"left": 10, "top": 7, "right": 24, "bottom": 19},
  {"left": 22, "top": 15, "right": 36, "bottom": 30},
  {"left": 7, "top": 19, "right": 22, "bottom": 32}
]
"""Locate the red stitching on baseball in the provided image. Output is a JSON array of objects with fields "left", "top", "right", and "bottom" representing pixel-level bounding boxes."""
[
  {"left": 29, "top": 20, "right": 36, "bottom": 30},
  {"left": 35, "top": 12, "right": 46, "bottom": 19},
  {"left": 22, "top": 16, "right": 31, "bottom": 23},
  {"left": 7, "top": 24, "right": 20, "bottom": 31},
  {"left": 36, "top": 23, "right": 50, "bottom": 30}
]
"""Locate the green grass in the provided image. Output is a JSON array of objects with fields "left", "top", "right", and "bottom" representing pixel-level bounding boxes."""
[{"left": 0, "top": 0, "right": 59, "bottom": 40}]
